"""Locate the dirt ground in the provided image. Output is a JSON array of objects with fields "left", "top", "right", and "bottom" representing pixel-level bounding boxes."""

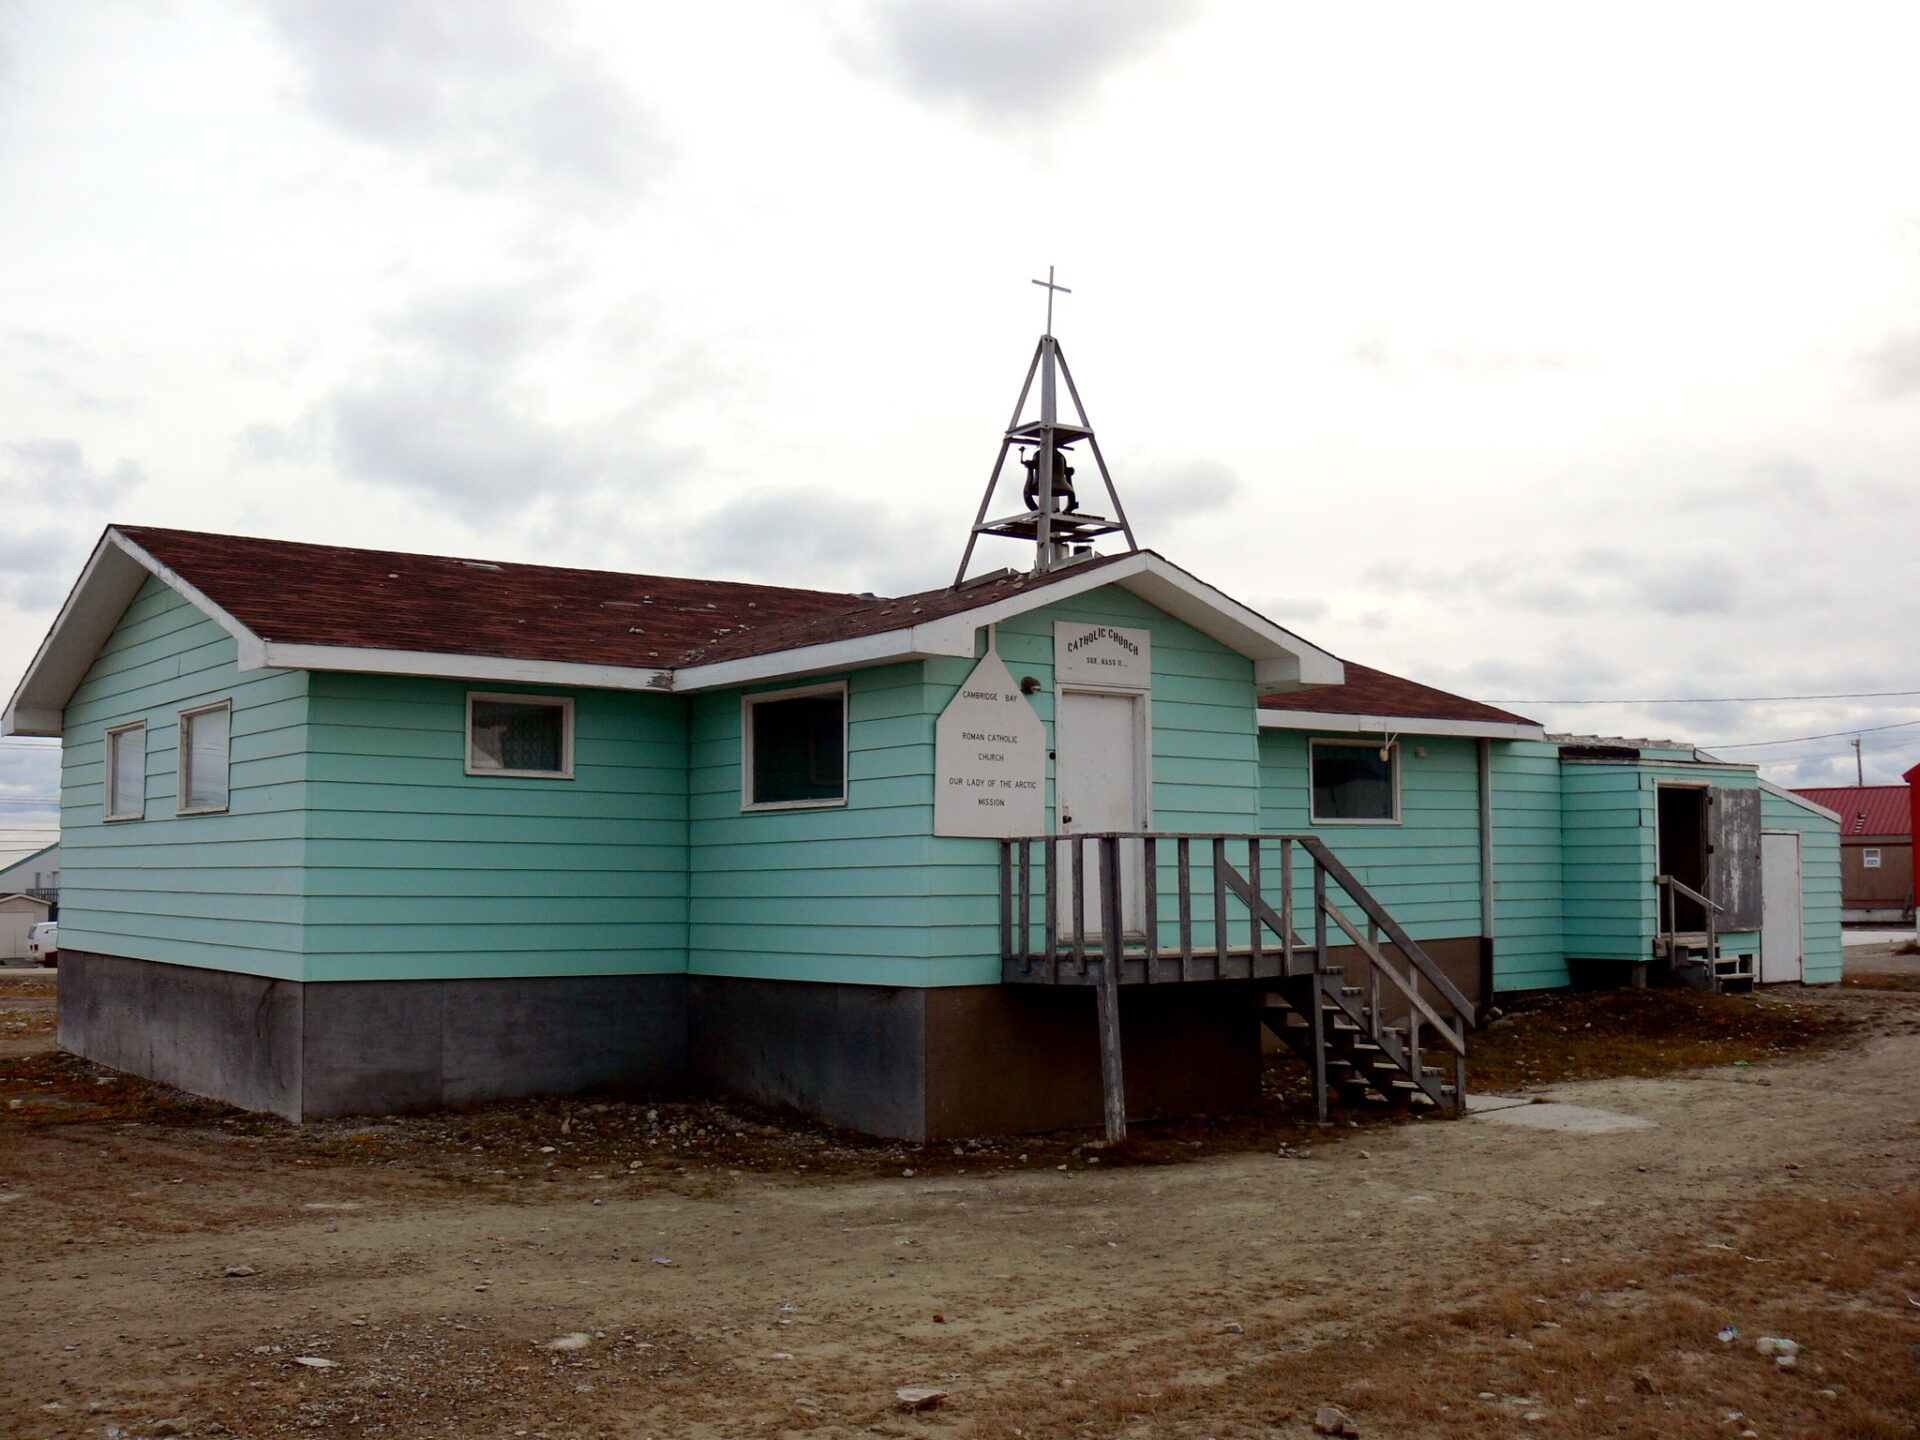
[{"left": 1, "top": 960, "right": 1916, "bottom": 1440}]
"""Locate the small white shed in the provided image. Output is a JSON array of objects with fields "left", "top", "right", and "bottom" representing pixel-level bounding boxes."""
[{"left": 0, "top": 892, "right": 52, "bottom": 962}]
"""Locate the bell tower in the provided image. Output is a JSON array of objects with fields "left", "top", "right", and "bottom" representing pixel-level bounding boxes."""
[{"left": 953, "top": 269, "right": 1137, "bottom": 587}]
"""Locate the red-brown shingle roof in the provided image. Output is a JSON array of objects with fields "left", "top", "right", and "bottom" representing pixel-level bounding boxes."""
[
  {"left": 1790, "top": 785, "right": 1911, "bottom": 837},
  {"left": 1258, "top": 661, "right": 1538, "bottom": 729},
  {"left": 120, "top": 525, "right": 870, "bottom": 669},
  {"left": 117, "top": 526, "right": 1136, "bottom": 672}
]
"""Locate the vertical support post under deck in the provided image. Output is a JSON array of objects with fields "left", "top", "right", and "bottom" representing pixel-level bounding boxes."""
[
  {"left": 1310, "top": 860, "right": 1329, "bottom": 1123},
  {"left": 1097, "top": 836, "right": 1127, "bottom": 1143}
]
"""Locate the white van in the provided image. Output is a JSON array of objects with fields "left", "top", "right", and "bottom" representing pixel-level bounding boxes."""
[{"left": 26, "top": 921, "right": 57, "bottom": 967}]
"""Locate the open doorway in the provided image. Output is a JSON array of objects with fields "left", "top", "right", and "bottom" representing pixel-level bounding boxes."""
[{"left": 1657, "top": 786, "right": 1709, "bottom": 931}]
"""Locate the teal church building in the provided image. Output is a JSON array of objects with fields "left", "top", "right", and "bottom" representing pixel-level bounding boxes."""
[{"left": 3, "top": 337, "right": 1842, "bottom": 1138}]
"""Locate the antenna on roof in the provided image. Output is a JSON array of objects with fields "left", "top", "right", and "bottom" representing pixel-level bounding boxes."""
[{"left": 952, "top": 268, "right": 1137, "bottom": 589}]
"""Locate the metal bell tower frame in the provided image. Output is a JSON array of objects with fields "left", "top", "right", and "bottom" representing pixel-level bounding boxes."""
[{"left": 953, "top": 269, "right": 1138, "bottom": 588}]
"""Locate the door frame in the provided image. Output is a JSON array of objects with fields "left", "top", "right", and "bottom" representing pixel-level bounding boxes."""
[{"left": 1053, "top": 684, "right": 1153, "bottom": 939}]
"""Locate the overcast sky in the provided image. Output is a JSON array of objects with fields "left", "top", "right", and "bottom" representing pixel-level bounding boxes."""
[{"left": 4, "top": 0, "right": 1919, "bottom": 861}]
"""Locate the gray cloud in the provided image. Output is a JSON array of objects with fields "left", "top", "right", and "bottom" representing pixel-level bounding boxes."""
[
  {"left": 1117, "top": 457, "right": 1239, "bottom": 544},
  {"left": 259, "top": 0, "right": 668, "bottom": 197},
  {"left": 686, "top": 487, "right": 947, "bottom": 596},
  {"left": 251, "top": 282, "right": 698, "bottom": 524},
  {"left": 0, "top": 527, "right": 88, "bottom": 608},
  {"left": 0, "top": 439, "right": 145, "bottom": 508},
  {"left": 1860, "top": 327, "right": 1920, "bottom": 400},
  {"left": 1366, "top": 544, "right": 1767, "bottom": 622},
  {"left": 843, "top": 0, "right": 1200, "bottom": 124},
  {"left": 1674, "top": 454, "right": 1827, "bottom": 514}
]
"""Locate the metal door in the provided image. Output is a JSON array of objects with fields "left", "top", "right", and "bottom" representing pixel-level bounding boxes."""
[
  {"left": 1055, "top": 689, "right": 1147, "bottom": 937},
  {"left": 1760, "top": 831, "right": 1804, "bottom": 983}
]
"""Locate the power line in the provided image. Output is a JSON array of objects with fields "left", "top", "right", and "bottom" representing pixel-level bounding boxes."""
[
  {"left": 1497, "top": 688, "right": 1920, "bottom": 705},
  {"left": 1703, "top": 718, "right": 1920, "bottom": 749}
]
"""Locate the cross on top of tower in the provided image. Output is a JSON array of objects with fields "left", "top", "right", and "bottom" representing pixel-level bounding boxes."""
[{"left": 1030, "top": 266, "right": 1070, "bottom": 336}]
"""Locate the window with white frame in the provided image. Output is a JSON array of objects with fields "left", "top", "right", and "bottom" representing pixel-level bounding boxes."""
[
  {"left": 105, "top": 721, "right": 147, "bottom": 821},
  {"left": 178, "top": 701, "right": 232, "bottom": 813},
  {"left": 1310, "top": 738, "right": 1399, "bottom": 823},
  {"left": 743, "top": 683, "right": 846, "bottom": 809},
  {"left": 1864, "top": 847, "right": 1882, "bottom": 869},
  {"left": 467, "top": 693, "right": 574, "bottom": 778}
]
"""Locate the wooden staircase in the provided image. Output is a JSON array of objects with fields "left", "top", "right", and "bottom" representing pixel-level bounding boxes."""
[
  {"left": 1000, "top": 832, "right": 1476, "bottom": 1136},
  {"left": 1262, "top": 968, "right": 1461, "bottom": 1112}
]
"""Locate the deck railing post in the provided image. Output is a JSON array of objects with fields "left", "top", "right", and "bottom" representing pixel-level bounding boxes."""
[
  {"left": 1097, "top": 836, "right": 1128, "bottom": 1143},
  {"left": 1247, "top": 836, "right": 1263, "bottom": 970},
  {"left": 1071, "top": 836, "right": 1088, "bottom": 977},
  {"left": 1279, "top": 838, "right": 1295, "bottom": 972},
  {"left": 1310, "top": 857, "right": 1330, "bottom": 1123},
  {"left": 1211, "top": 838, "right": 1229, "bottom": 980},
  {"left": 999, "top": 842, "right": 1013, "bottom": 965},
  {"left": 1177, "top": 837, "right": 1195, "bottom": 981},
  {"left": 1043, "top": 836, "right": 1060, "bottom": 983},
  {"left": 1142, "top": 835, "right": 1159, "bottom": 981},
  {"left": 1017, "top": 839, "right": 1033, "bottom": 971}
]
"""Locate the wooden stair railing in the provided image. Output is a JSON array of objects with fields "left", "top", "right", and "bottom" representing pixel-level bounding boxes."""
[{"left": 998, "top": 833, "right": 1478, "bottom": 1139}]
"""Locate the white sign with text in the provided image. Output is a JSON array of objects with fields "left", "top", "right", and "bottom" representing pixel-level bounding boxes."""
[
  {"left": 1053, "top": 621, "right": 1151, "bottom": 690},
  {"left": 934, "top": 649, "right": 1047, "bottom": 838}
]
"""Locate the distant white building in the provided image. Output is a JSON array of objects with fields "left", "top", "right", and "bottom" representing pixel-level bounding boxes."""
[{"left": 0, "top": 841, "right": 60, "bottom": 898}]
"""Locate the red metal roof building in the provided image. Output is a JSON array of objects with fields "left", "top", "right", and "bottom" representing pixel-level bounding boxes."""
[{"left": 1792, "top": 782, "right": 1914, "bottom": 923}]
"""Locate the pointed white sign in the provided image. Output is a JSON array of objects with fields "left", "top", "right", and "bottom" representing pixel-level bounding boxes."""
[{"left": 934, "top": 648, "right": 1047, "bottom": 838}]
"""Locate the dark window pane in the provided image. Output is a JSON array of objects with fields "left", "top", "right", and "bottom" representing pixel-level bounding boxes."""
[
  {"left": 752, "top": 694, "right": 845, "bottom": 804},
  {"left": 1312, "top": 743, "right": 1395, "bottom": 821},
  {"left": 472, "top": 699, "right": 566, "bottom": 773}
]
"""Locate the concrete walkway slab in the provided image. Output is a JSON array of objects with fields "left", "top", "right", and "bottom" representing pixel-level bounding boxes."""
[{"left": 1474, "top": 1100, "right": 1654, "bottom": 1134}]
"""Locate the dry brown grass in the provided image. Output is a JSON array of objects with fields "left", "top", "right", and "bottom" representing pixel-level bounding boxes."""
[
  {"left": 1466, "top": 987, "right": 1855, "bottom": 1093},
  {"left": 955, "top": 1184, "right": 1920, "bottom": 1440},
  {"left": 1843, "top": 972, "right": 1920, "bottom": 993}
]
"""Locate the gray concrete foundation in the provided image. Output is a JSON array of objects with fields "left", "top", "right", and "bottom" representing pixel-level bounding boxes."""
[
  {"left": 60, "top": 953, "right": 1264, "bottom": 1138},
  {"left": 58, "top": 952, "right": 688, "bottom": 1121}
]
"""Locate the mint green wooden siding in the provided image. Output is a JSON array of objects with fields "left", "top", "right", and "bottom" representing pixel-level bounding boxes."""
[
  {"left": 1760, "top": 789, "right": 1843, "bottom": 983},
  {"left": 688, "top": 585, "right": 1262, "bottom": 987},
  {"left": 1489, "top": 740, "right": 1566, "bottom": 992},
  {"left": 1257, "top": 731, "right": 1485, "bottom": 949},
  {"left": 1559, "top": 764, "right": 1656, "bottom": 960},
  {"left": 300, "top": 674, "right": 688, "bottom": 981},
  {"left": 58, "top": 577, "right": 310, "bottom": 979}
]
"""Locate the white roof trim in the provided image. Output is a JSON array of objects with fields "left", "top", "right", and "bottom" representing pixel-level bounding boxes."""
[
  {"left": 1758, "top": 778, "right": 1842, "bottom": 824},
  {"left": 257, "top": 642, "right": 672, "bottom": 692},
  {"left": 672, "top": 551, "right": 1344, "bottom": 695},
  {"left": 6, "top": 538, "right": 1343, "bottom": 726},
  {"left": 1258, "top": 708, "right": 1546, "bottom": 742},
  {"left": 5, "top": 529, "right": 271, "bottom": 736}
]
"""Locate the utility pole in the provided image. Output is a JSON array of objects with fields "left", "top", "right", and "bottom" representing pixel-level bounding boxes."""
[{"left": 1853, "top": 734, "right": 1864, "bottom": 786}]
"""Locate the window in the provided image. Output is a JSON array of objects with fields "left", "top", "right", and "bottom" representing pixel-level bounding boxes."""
[
  {"left": 178, "top": 702, "right": 232, "bottom": 813},
  {"left": 743, "top": 683, "right": 846, "bottom": 809},
  {"left": 105, "top": 722, "right": 146, "bottom": 821},
  {"left": 1864, "top": 847, "right": 1882, "bottom": 869},
  {"left": 1310, "top": 739, "right": 1399, "bottom": 823},
  {"left": 467, "top": 693, "right": 574, "bottom": 778}
]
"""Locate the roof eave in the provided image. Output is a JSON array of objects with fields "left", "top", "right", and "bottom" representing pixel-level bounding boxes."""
[
  {"left": 1257, "top": 709, "right": 1547, "bottom": 741},
  {"left": 1758, "top": 778, "right": 1842, "bottom": 823},
  {"left": 3, "top": 528, "right": 269, "bottom": 738},
  {"left": 257, "top": 642, "right": 675, "bottom": 693},
  {"left": 671, "top": 551, "right": 1347, "bottom": 695}
]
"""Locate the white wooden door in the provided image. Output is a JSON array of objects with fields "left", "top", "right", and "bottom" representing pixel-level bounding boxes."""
[
  {"left": 1055, "top": 689, "right": 1147, "bottom": 937},
  {"left": 0, "top": 911, "right": 33, "bottom": 961},
  {"left": 1760, "top": 831, "right": 1804, "bottom": 983}
]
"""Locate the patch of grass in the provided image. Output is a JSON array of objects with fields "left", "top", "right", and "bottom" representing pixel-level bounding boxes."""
[
  {"left": 1466, "top": 987, "right": 1857, "bottom": 1093},
  {"left": 1842, "top": 972, "right": 1920, "bottom": 993},
  {"left": 957, "top": 1183, "right": 1920, "bottom": 1440}
]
